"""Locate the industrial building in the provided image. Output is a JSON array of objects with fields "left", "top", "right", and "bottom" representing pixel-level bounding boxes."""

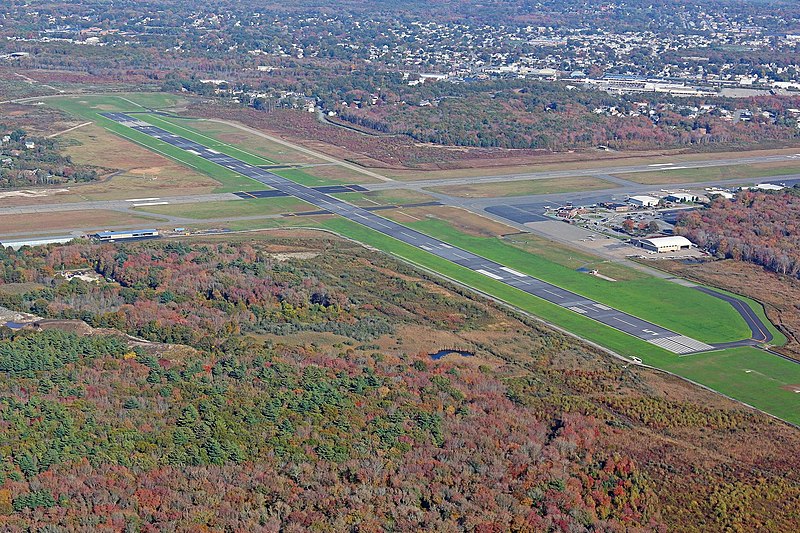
[
  {"left": 94, "top": 229, "right": 160, "bottom": 242},
  {"left": 665, "top": 193, "right": 700, "bottom": 203},
  {"left": 627, "top": 195, "right": 660, "bottom": 207},
  {"left": 0, "top": 236, "right": 75, "bottom": 250},
  {"left": 635, "top": 236, "right": 694, "bottom": 253}
]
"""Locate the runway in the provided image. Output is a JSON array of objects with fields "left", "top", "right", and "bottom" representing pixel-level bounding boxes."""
[{"left": 99, "top": 112, "right": 725, "bottom": 354}]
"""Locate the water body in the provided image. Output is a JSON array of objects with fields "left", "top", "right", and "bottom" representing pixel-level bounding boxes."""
[
  {"left": 4, "top": 321, "right": 29, "bottom": 329},
  {"left": 430, "top": 349, "right": 475, "bottom": 360}
]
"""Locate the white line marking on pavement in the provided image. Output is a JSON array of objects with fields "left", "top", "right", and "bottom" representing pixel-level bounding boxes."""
[
  {"left": 476, "top": 269, "right": 503, "bottom": 280},
  {"left": 500, "top": 267, "right": 527, "bottom": 277}
]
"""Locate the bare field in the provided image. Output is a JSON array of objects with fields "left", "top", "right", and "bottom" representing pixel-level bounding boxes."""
[
  {"left": 618, "top": 161, "right": 800, "bottom": 184},
  {"left": 59, "top": 124, "right": 221, "bottom": 200},
  {"left": 427, "top": 175, "right": 615, "bottom": 198},
  {"left": 381, "top": 205, "right": 519, "bottom": 237},
  {"left": 173, "top": 120, "right": 326, "bottom": 165},
  {"left": 0, "top": 209, "right": 162, "bottom": 235}
]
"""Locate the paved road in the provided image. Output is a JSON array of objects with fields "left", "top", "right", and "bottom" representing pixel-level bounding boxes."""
[{"left": 97, "top": 111, "right": 735, "bottom": 355}]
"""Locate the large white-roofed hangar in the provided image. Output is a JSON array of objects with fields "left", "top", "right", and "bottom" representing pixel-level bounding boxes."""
[{"left": 636, "top": 236, "right": 694, "bottom": 253}]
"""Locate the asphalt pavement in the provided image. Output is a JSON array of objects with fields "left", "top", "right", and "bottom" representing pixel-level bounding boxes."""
[{"left": 98, "top": 111, "right": 732, "bottom": 355}]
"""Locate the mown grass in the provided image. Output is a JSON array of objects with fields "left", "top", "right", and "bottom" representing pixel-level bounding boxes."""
[
  {"left": 399, "top": 218, "right": 751, "bottom": 344},
  {"left": 333, "top": 189, "right": 437, "bottom": 207},
  {"left": 665, "top": 347, "right": 800, "bottom": 425}
]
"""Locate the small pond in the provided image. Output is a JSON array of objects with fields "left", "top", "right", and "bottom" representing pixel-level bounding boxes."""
[{"left": 430, "top": 349, "right": 475, "bottom": 361}]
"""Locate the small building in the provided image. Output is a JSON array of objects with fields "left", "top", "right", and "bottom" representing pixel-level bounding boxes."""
[
  {"left": 627, "top": 195, "right": 659, "bottom": 207},
  {"left": 602, "top": 202, "right": 630, "bottom": 212},
  {"left": 707, "top": 189, "right": 734, "bottom": 199},
  {"left": 665, "top": 193, "right": 698, "bottom": 203},
  {"left": 752, "top": 183, "right": 784, "bottom": 191},
  {"left": 635, "top": 236, "right": 694, "bottom": 253}
]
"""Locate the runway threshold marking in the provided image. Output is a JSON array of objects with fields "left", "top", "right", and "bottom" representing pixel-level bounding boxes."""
[
  {"left": 500, "top": 266, "right": 527, "bottom": 277},
  {"left": 476, "top": 269, "right": 503, "bottom": 280}
]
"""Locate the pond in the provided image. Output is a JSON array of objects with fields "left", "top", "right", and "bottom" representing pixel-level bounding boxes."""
[{"left": 429, "top": 349, "right": 475, "bottom": 361}]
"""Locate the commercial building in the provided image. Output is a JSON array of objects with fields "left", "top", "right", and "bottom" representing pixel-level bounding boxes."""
[
  {"left": 627, "top": 195, "right": 660, "bottom": 207},
  {"left": 635, "top": 236, "right": 694, "bottom": 253},
  {"left": 93, "top": 229, "right": 160, "bottom": 242}
]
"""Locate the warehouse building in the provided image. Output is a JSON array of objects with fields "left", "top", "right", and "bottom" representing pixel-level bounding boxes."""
[
  {"left": 627, "top": 195, "right": 660, "bottom": 207},
  {"left": 665, "top": 192, "right": 700, "bottom": 203},
  {"left": 635, "top": 236, "right": 694, "bottom": 253},
  {"left": 0, "top": 236, "right": 75, "bottom": 250},
  {"left": 93, "top": 229, "right": 160, "bottom": 242}
]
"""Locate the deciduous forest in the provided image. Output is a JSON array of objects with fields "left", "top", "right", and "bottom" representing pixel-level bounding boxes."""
[
  {"left": 678, "top": 189, "right": 800, "bottom": 277},
  {"left": 0, "top": 234, "right": 797, "bottom": 530}
]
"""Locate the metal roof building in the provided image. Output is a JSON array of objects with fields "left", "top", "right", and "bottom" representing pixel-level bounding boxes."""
[
  {"left": 1, "top": 236, "right": 76, "bottom": 250},
  {"left": 637, "top": 236, "right": 694, "bottom": 253},
  {"left": 627, "top": 195, "right": 660, "bottom": 207}
]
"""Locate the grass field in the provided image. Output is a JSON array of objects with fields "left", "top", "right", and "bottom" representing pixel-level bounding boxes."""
[
  {"left": 0, "top": 209, "right": 163, "bottom": 234},
  {"left": 504, "top": 233, "right": 649, "bottom": 282},
  {"left": 398, "top": 218, "right": 751, "bottom": 344},
  {"left": 138, "top": 197, "right": 315, "bottom": 219},
  {"left": 332, "top": 189, "right": 437, "bottom": 207},
  {"left": 46, "top": 94, "right": 799, "bottom": 425},
  {"left": 665, "top": 347, "right": 800, "bottom": 425},
  {"left": 48, "top": 96, "right": 261, "bottom": 192},
  {"left": 272, "top": 167, "right": 345, "bottom": 186},
  {"left": 59, "top": 123, "right": 221, "bottom": 200},
  {"left": 618, "top": 161, "right": 800, "bottom": 185},
  {"left": 427, "top": 176, "right": 616, "bottom": 198},
  {"left": 152, "top": 118, "right": 326, "bottom": 166}
]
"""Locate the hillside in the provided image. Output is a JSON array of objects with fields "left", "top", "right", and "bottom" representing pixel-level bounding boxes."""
[{"left": 0, "top": 231, "right": 798, "bottom": 530}]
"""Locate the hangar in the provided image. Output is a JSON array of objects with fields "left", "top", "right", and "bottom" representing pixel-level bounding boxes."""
[
  {"left": 627, "top": 195, "right": 659, "bottom": 207},
  {"left": 636, "top": 236, "right": 694, "bottom": 253},
  {"left": 94, "top": 229, "right": 160, "bottom": 242}
]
